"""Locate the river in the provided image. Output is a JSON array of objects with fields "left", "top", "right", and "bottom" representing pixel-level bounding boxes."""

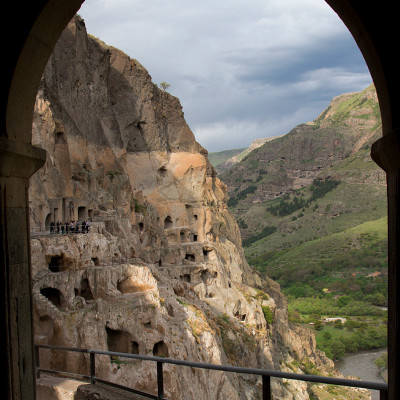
[{"left": 335, "top": 348, "right": 387, "bottom": 400}]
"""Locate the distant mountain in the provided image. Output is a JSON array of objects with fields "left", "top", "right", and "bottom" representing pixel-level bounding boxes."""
[
  {"left": 208, "top": 147, "right": 245, "bottom": 169},
  {"left": 210, "top": 137, "right": 282, "bottom": 175},
  {"left": 218, "top": 84, "right": 387, "bottom": 298}
]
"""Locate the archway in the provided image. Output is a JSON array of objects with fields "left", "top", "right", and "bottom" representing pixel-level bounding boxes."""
[{"left": 1, "top": 1, "right": 399, "bottom": 400}]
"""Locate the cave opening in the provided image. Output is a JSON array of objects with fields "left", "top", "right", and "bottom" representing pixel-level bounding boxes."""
[
  {"left": 185, "top": 254, "right": 195, "bottom": 262},
  {"left": 164, "top": 216, "right": 173, "bottom": 229},
  {"left": 181, "top": 274, "right": 191, "bottom": 282},
  {"left": 79, "top": 278, "right": 94, "bottom": 301},
  {"left": 40, "top": 287, "right": 63, "bottom": 308},
  {"left": 158, "top": 166, "right": 167, "bottom": 177},
  {"left": 78, "top": 206, "right": 87, "bottom": 220},
  {"left": 131, "top": 341, "right": 139, "bottom": 354},
  {"left": 48, "top": 255, "right": 63, "bottom": 272},
  {"left": 153, "top": 341, "right": 169, "bottom": 357},
  {"left": 106, "top": 327, "right": 130, "bottom": 353},
  {"left": 203, "top": 249, "right": 211, "bottom": 261}
]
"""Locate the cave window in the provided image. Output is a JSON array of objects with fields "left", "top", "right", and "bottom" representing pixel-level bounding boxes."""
[
  {"left": 79, "top": 278, "right": 94, "bottom": 301},
  {"left": 92, "top": 257, "right": 100, "bottom": 266},
  {"left": 201, "top": 269, "right": 214, "bottom": 284},
  {"left": 193, "top": 234, "right": 198, "bottom": 242},
  {"left": 131, "top": 341, "right": 139, "bottom": 354},
  {"left": 55, "top": 131, "right": 66, "bottom": 144},
  {"left": 106, "top": 327, "right": 130, "bottom": 353},
  {"left": 48, "top": 255, "right": 63, "bottom": 272},
  {"left": 158, "top": 259, "right": 162, "bottom": 267},
  {"left": 164, "top": 216, "right": 173, "bottom": 229},
  {"left": 78, "top": 206, "right": 87, "bottom": 220},
  {"left": 181, "top": 274, "right": 191, "bottom": 282},
  {"left": 139, "top": 222, "right": 144, "bottom": 232},
  {"left": 158, "top": 166, "right": 167, "bottom": 177},
  {"left": 153, "top": 341, "right": 169, "bottom": 357},
  {"left": 180, "top": 230, "right": 185, "bottom": 242},
  {"left": 40, "top": 287, "right": 62, "bottom": 308},
  {"left": 193, "top": 214, "right": 198, "bottom": 220},
  {"left": 185, "top": 254, "right": 195, "bottom": 262},
  {"left": 45, "top": 213, "right": 52, "bottom": 231},
  {"left": 203, "top": 249, "right": 210, "bottom": 261}
]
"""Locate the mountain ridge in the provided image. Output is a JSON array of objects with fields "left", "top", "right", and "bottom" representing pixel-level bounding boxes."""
[{"left": 217, "top": 84, "right": 387, "bottom": 309}]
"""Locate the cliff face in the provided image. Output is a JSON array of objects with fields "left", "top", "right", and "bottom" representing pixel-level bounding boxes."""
[{"left": 30, "top": 16, "right": 369, "bottom": 400}]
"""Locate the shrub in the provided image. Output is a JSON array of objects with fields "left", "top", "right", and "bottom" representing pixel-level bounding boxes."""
[{"left": 262, "top": 305, "right": 274, "bottom": 325}]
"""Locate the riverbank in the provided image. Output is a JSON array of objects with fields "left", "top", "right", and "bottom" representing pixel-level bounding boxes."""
[{"left": 335, "top": 348, "right": 387, "bottom": 400}]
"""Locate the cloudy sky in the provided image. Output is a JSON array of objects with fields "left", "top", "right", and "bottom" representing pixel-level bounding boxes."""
[{"left": 78, "top": 0, "right": 372, "bottom": 152}]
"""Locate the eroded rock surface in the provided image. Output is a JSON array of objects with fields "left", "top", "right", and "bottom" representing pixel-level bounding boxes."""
[{"left": 30, "top": 16, "right": 370, "bottom": 400}]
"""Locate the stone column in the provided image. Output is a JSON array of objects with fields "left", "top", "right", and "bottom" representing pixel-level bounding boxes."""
[
  {"left": 371, "top": 130, "right": 400, "bottom": 400},
  {"left": 0, "top": 137, "right": 46, "bottom": 400}
]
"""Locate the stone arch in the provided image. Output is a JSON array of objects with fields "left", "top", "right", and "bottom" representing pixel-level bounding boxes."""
[{"left": 2, "top": 1, "right": 399, "bottom": 398}]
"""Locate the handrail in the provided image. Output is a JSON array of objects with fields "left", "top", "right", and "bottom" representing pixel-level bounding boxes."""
[{"left": 35, "top": 344, "right": 388, "bottom": 400}]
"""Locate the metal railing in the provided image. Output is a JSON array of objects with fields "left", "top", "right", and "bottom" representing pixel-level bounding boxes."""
[{"left": 35, "top": 344, "right": 388, "bottom": 400}]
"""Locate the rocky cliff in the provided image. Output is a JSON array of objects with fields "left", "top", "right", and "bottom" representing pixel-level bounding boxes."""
[
  {"left": 220, "top": 84, "right": 385, "bottom": 201},
  {"left": 30, "top": 16, "right": 370, "bottom": 400}
]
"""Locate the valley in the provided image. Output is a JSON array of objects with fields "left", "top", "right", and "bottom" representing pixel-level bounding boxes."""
[{"left": 212, "top": 84, "right": 388, "bottom": 364}]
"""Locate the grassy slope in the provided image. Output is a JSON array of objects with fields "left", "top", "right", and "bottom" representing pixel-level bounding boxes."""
[
  {"left": 208, "top": 148, "right": 246, "bottom": 168},
  {"left": 244, "top": 178, "right": 387, "bottom": 286},
  {"left": 219, "top": 85, "right": 387, "bottom": 298}
]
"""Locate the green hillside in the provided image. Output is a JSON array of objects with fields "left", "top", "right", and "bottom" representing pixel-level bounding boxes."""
[
  {"left": 208, "top": 148, "right": 245, "bottom": 168},
  {"left": 217, "top": 85, "right": 388, "bottom": 346}
]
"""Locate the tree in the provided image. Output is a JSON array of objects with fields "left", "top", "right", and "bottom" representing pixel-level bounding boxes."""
[
  {"left": 330, "top": 341, "right": 345, "bottom": 360},
  {"left": 314, "top": 319, "right": 323, "bottom": 331},
  {"left": 160, "top": 82, "right": 170, "bottom": 91}
]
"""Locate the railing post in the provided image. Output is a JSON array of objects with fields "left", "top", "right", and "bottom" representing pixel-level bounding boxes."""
[
  {"left": 262, "top": 375, "right": 271, "bottom": 400},
  {"left": 157, "top": 361, "right": 164, "bottom": 400},
  {"left": 380, "top": 389, "right": 388, "bottom": 400},
  {"left": 90, "top": 351, "right": 96, "bottom": 384}
]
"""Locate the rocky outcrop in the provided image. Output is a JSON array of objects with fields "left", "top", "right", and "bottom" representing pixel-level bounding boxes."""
[
  {"left": 30, "top": 16, "right": 370, "bottom": 400},
  {"left": 220, "top": 84, "right": 385, "bottom": 200}
]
